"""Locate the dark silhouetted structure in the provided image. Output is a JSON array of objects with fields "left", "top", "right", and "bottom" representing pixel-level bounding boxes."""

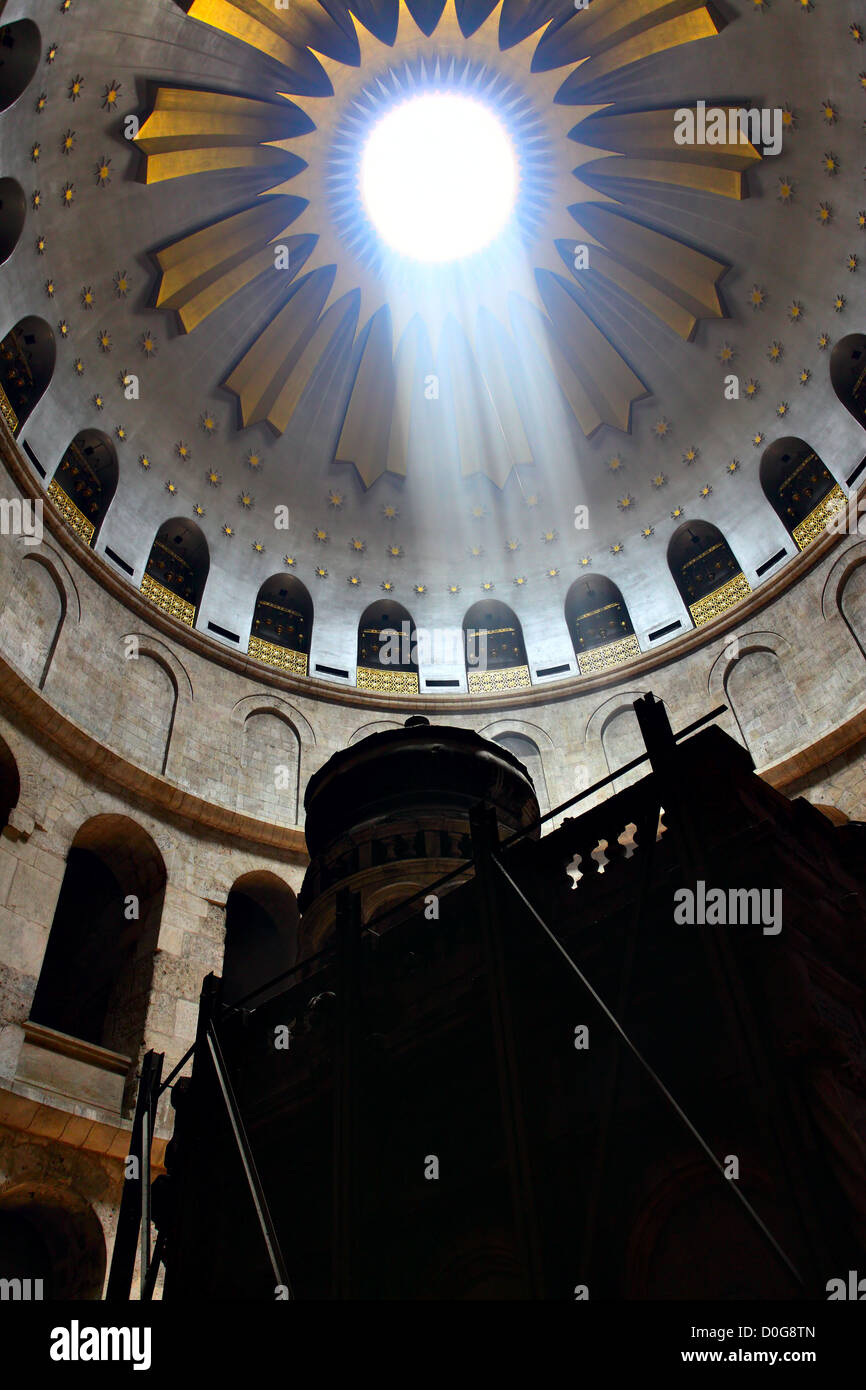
[{"left": 124, "top": 700, "right": 866, "bottom": 1300}]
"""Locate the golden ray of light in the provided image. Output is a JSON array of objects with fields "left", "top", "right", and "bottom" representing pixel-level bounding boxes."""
[{"left": 141, "top": 0, "right": 754, "bottom": 485}]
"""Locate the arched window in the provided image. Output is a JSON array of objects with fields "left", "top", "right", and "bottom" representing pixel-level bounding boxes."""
[
  {"left": 0, "top": 20, "right": 41, "bottom": 114},
  {"left": 462, "top": 600, "right": 530, "bottom": 693},
  {"left": 141, "top": 516, "right": 209, "bottom": 626},
  {"left": 356, "top": 599, "right": 419, "bottom": 694},
  {"left": 760, "top": 437, "right": 844, "bottom": 550},
  {"left": 565, "top": 574, "right": 639, "bottom": 675},
  {"left": 668, "top": 521, "right": 750, "bottom": 628},
  {"left": 222, "top": 872, "right": 299, "bottom": 1007},
  {"left": 30, "top": 816, "right": 166, "bottom": 1070},
  {"left": 0, "top": 316, "right": 55, "bottom": 435},
  {"left": 248, "top": 574, "right": 312, "bottom": 675},
  {"left": 48, "top": 430, "right": 118, "bottom": 545},
  {"left": 0, "top": 178, "right": 26, "bottom": 264},
  {"left": 830, "top": 333, "right": 866, "bottom": 431},
  {"left": 0, "top": 732, "right": 19, "bottom": 833}
]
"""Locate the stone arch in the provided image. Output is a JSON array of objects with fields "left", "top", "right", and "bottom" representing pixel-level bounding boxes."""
[
  {"left": 759, "top": 436, "right": 843, "bottom": 550},
  {"left": 709, "top": 632, "right": 804, "bottom": 767},
  {"left": 347, "top": 720, "right": 404, "bottom": 746},
  {"left": 0, "top": 1182, "right": 106, "bottom": 1300},
  {"left": 487, "top": 730, "right": 550, "bottom": 816},
  {"left": 0, "top": 549, "right": 70, "bottom": 690},
  {"left": 222, "top": 870, "right": 299, "bottom": 1008},
  {"left": 585, "top": 690, "right": 654, "bottom": 793},
  {"left": 364, "top": 878, "right": 430, "bottom": 926},
  {"left": 29, "top": 814, "right": 166, "bottom": 1070},
  {"left": 121, "top": 634, "right": 193, "bottom": 701},
  {"left": 23, "top": 541, "right": 81, "bottom": 620},
  {"left": 0, "top": 315, "right": 55, "bottom": 434},
  {"left": 840, "top": 566, "right": 866, "bottom": 665},
  {"left": 0, "top": 177, "right": 26, "bottom": 264},
  {"left": 601, "top": 709, "right": 648, "bottom": 792},
  {"left": 237, "top": 709, "right": 302, "bottom": 825},
  {"left": 830, "top": 333, "right": 866, "bottom": 431},
  {"left": 477, "top": 718, "right": 554, "bottom": 752},
  {"left": 230, "top": 693, "right": 315, "bottom": 752},
  {"left": 0, "top": 19, "right": 41, "bottom": 114},
  {"left": 0, "top": 729, "right": 19, "bottom": 832},
  {"left": 667, "top": 520, "right": 748, "bottom": 628},
  {"left": 116, "top": 650, "right": 179, "bottom": 777},
  {"left": 49, "top": 429, "right": 119, "bottom": 545},
  {"left": 821, "top": 542, "right": 866, "bottom": 663}
]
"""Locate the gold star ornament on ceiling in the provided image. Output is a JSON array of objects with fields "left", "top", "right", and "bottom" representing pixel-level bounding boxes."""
[{"left": 136, "top": 0, "right": 762, "bottom": 489}]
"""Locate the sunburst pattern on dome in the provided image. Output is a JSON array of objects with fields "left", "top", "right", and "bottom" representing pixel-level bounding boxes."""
[{"left": 134, "top": 0, "right": 761, "bottom": 487}]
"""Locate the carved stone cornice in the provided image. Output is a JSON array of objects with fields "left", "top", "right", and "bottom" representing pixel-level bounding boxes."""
[{"left": 0, "top": 645, "right": 308, "bottom": 860}]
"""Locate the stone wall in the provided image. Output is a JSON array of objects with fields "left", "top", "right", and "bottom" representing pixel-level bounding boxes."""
[{"left": 1, "top": 444, "right": 866, "bottom": 1294}]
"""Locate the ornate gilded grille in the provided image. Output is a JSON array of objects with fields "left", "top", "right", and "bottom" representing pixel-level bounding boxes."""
[
  {"left": 689, "top": 572, "right": 751, "bottom": 627},
  {"left": 47, "top": 479, "right": 95, "bottom": 545},
  {"left": 140, "top": 573, "right": 196, "bottom": 627},
  {"left": 577, "top": 633, "right": 641, "bottom": 676},
  {"left": 356, "top": 666, "right": 420, "bottom": 694},
  {"left": 792, "top": 484, "right": 846, "bottom": 550},
  {"left": 248, "top": 635, "right": 308, "bottom": 676},
  {"left": 0, "top": 381, "right": 18, "bottom": 435},
  {"left": 467, "top": 664, "right": 531, "bottom": 694}
]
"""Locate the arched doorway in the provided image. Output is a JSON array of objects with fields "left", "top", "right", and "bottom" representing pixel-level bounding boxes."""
[
  {"left": 830, "top": 333, "right": 866, "bottom": 431},
  {"left": 667, "top": 521, "right": 750, "bottom": 628},
  {"left": 565, "top": 574, "right": 639, "bottom": 675},
  {"left": 462, "top": 600, "right": 530, "bottom": 693},
  {"left": 48, "top": 430, "right": 118, "bottom": 546},
  {"left": 29, "top": 816, "right": 166, "bottom": 1074},
  {"left": 222, "top": 872, "right": 299, "bottom": 1007},
  {"left": 0, "top": 1183, "right": 106, "bottom": 1299},
  {"left": 0, "top": 316, "right": 55, "bottom": 435},
  {"left": 248, "top": 574, "right": 312, "bottom": 675},
  {"left": 356, "top": 599, "right": 419, "bottom": 694},
  {"left": 0, "top": 178, "right": 26, "bottom": 264},
  {"left": 0, "top": 19, "right": 41, "bottom": 114},
  {"left": 142, "top": 517, "right": 209, "bottom": 626},
  {"left": 760, "top": 437, "right": 844, "bottom": 550},
  {"left": 0, "top": 732, "right": 19, "bottom": 832}
]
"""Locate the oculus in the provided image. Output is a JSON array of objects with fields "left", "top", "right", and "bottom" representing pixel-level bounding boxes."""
[
  {"left": 360, "top": 93, "right": 518, "bottom": 262},
  {"left": 138, "top": 1, "right": 761, "bottom": 487}
]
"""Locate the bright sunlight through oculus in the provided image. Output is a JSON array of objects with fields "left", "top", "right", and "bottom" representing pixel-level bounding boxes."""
[{"left": 360, "top": 93, "right": 518, "bottom": 263}]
